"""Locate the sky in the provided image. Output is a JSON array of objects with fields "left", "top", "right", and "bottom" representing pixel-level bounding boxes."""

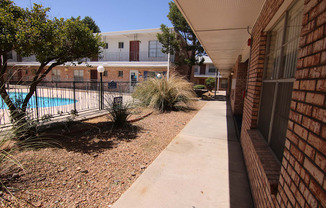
[{"left": 13, "top": 0, "right": 173, "bottom": 32}]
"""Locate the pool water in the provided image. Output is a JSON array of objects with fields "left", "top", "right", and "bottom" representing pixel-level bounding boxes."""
[{"left": 0, "top": 92, "right": 77, "bottom": 109}]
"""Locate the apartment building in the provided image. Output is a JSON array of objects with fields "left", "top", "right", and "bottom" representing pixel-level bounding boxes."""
[
  {"left": 175, "top": 0, "right": 326, "bottom": 207},
  {"left": 191, "top": 56, "right": 228, "bottom": 90},
  {"left": 7, "top": 28, "right": 174, "bottom": 84}
]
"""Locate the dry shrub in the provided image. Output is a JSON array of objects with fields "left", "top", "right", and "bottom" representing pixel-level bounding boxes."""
[{"left": 132, "top": 74, "right": 196, "bottom": 112}]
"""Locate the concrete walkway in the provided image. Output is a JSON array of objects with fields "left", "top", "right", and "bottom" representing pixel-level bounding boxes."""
[{"left": 112, "top": 100, "right": 253, "bottom": 208}]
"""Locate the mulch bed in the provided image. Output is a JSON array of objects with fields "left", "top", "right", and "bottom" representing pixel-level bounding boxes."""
[{"left": 0, "top": 101, "right": 206, "bottom": 207}]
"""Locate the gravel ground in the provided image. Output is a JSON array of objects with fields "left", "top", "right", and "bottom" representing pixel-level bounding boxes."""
[{"left": 0, "top": 101, "right": 206, "bottom": 207}]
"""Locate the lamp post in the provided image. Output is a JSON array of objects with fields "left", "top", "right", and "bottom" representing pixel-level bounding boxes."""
[{"left": 97, "top": 65, "right": 104, "bottom": 110}]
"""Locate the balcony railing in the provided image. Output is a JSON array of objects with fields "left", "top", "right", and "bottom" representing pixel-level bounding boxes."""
[{"left": 98, "top": 51, "right": 174, "bottom": 62}]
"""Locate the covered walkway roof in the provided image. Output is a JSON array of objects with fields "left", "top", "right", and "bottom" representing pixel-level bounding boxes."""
[{"left": 174, "top": 0, "right": 265, "bottom": 77}]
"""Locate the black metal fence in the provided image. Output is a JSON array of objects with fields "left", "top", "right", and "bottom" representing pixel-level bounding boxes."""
[{"left": 0, "top": 80, "right": 137, "bottom": 126}]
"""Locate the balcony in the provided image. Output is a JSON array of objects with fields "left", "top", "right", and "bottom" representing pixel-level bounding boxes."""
[{"left": 98, "top": 51, "right": 175, "bottom": 62}]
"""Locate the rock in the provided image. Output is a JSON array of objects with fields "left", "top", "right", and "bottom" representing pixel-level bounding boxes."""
[
  {"left": 113, "top": 180, "right": 120, "bottom": 184},
  {"left": 80, "top": 170, "right": 88, "bottom": 174},
  {"left": 76, "top": 167, "right": 81, "bottom": 171},
  {"left": 0, "top": 191, "right": 3, "bottom": 197},
  {"left": 58, "top": 167, "right": 66, "bottom": 172},
  {"left": 12, "top": 173, "right": 19, "bottom": 179},
  {"left": 93, "top": 153, "right": 98, "bottom": 158},
  {"left": 131, "top": 172, "right": 136, "bottom": 176},
  {"left": 34, "top": 201, "right": 42, "bottom": 207},
  {"left": 140, "top": 165, "right": 146, "bottom": 170}
]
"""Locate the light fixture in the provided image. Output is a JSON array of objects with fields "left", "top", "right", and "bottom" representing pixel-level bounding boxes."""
[{"left": 97, "top": 65, "right": 105, "bottom": 73}]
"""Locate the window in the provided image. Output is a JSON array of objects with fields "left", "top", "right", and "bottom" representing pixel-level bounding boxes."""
[
  {"left": 221, "top": 79, "right": 228, "bottom": 89},
  {"left": 258, "top": 0, "right": 304, "bottom": 161},
  {"left": 118, "top": 71, "right": 123, "bottom": 77},
  {"left": 145, "top": 71, "right": 163, "bottom": 79},
  {"left": 118, "top": 42, "right": 124, "bottom": 49},
  {"left": 208, "top": 67, "right": 216, "bottom": 73},
  {"left": 194, "top": 67, "right": 199, "bottom": 73},
  {"left": 52, "top": 69, "right": 61, "bottom": 81},
  {"left": 74, "top": 70, "right": 84, "bottom": 81},
  {"left": 148, "top": 40, "right": 165, "bottom": 57},
  {"left": 7, "top": 51, "right": 13, "bottom": 59},
  {"left": 104, "top": 43, "right": 108, "bottom": 49},
  {"left": 103, "top": 71, "right": 108, "bottom": 77}
]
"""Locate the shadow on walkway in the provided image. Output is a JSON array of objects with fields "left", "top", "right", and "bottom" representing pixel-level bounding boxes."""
[{"left": 226, "top": 101, "right": 254, "bottom": 208}]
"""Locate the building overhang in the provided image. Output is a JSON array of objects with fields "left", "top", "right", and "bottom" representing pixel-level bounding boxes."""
[
  {"left": 174, "top": 0, "right": 265, "bottom": 77},
  {"left": 7, "top": 61, "right": 170, "bottom": 68}
]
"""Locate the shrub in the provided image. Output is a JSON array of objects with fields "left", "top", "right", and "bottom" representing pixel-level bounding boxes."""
[
  {"left": 194, "top": 85, "right": 206, "bottom": 89},
  {"left": 105, "top": 96, "right": 132, "bottom": 127},
  {"left": 132, "top": 74, "right": 196, "bottom": 112},
  {"left": 205, "top": 77, "right": 216, "bottom": 90}
]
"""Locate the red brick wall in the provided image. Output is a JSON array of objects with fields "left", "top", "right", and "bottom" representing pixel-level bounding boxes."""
[
  {"left": 241, "top": 0, "right": 326, "bottom": 207},
  {"left": 230, "top": 55, "right": 248, "bottom": 115},
  {"left": 278, "top": 0, "right": 326, "bottom": 207},
  {"left": 9, "top": 65, "right": 169, "bottom": 83}
]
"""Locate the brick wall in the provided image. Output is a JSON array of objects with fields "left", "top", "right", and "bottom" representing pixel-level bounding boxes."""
[
  {"left": 230, "top": 55, "right": 248, "bottom": 115},
  {"left": 278, "top": 0, "right": 326, "bottom": 207},
  {"left": 240, "top": 0, "right": 326, "bottom": 207},
  {"left": 9, "top": 65, "right": 169, "bottom": 83}
]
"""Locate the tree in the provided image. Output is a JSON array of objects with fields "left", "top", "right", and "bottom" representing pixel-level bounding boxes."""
[
  {"left": 82, "top": 16, "right": 101, "bottom": 33},
  {"left": 0, "top": 1, "right": 103, "bottom": 136},
  {"left": 157, "top": 1, "right": 205, "bottom": 80}
]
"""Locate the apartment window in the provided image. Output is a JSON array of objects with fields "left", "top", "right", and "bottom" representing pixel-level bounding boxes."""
[
  {"left": 7, "top": 51, "right": 13, "bottom": 59},
  {"left": 74, "top": 70, "right": 84, "bottom": 81},
  {"left": 118, "top": 42, "right": 124, "bottom": 49},
  {"left": 258, "top": 0, "right": 303, "bottom": 162},
  {"left": 208, "top": 67, "right": 216, "bottom": 73},
  {"left": 146, "top": 71, "right": 163, "bottom": 79},
  {"left": 221, "top": 79, "right": 228, "bottom": 89},
  {"left": 118, "top": 71, "right": 123, "bottom": 77},
  {"left": 194, "top": 67, "right": 199, "bottom": 73},
  {"left": 148, "top": 40, "right": 164, "bottom": 57},
  {"left": 104, "top": 43, "right": 108, "bottom": 49},
  {"left": 103, "top": 71, "right": 108, "bottom": 77},
  {"left": 52, "top": 69, "right": 61, "bottom": 81}
]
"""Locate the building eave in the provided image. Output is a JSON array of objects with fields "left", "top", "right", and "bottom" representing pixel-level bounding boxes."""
[{"left": 174, "top": 0, "right": 266, "bottom": 76}]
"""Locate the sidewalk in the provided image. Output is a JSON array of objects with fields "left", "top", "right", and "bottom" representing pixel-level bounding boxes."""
[{"left": 112, "top": 99, "right": 253, "bottom": 208}]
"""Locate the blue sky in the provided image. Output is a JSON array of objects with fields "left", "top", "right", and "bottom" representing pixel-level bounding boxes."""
[{"left": 13, "top": 0, "right": 173, "bottom": 32}]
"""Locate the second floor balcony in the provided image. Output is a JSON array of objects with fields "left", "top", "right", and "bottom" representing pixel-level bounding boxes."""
[{"left": 97, "top": 51, "right": 175, "bottom": 62}]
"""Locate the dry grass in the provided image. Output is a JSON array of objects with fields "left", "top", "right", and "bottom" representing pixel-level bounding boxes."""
[{"left": 132, "top": 74, "right": 196, "bottom": 112}]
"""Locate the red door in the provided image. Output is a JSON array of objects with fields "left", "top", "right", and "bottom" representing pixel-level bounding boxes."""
[
  {"left": 200, "top": 64, "right": 206, "bottom": 74},
  {"left": 130, "top": 41, "right": 139, "bottom": 61},
  {"left": 90, "top": 70, "right": 98, "bottom": 81}
]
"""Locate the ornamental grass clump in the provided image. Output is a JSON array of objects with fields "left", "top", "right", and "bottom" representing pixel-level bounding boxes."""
[{"left": 132, "top": 74, "right": 196, "bottom": 112}]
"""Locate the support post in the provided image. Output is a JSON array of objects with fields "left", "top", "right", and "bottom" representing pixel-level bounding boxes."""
[
  {"left": 73, "top": 81, "right": 76, "bottom": 112},
  {"left": 35, "top": 86, "right": 39, "bottom": 121}
]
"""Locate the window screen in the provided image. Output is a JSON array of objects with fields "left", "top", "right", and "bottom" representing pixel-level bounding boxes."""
[{"left": 258, "top": 0, "right": 303, "bottom": 162}]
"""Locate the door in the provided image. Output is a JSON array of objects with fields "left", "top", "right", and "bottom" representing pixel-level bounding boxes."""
[
  {"left": 129, "top": 41, "right": 139, "bottom": 61},
  {"left": 130, "top": 70, "right": 138, "bottom": 92},
  {"left": 200, "top": 64, "right": 206, "bottom": 75},
  {"left": 90, "top": 70, "right": 98, "bottom": 90},
  {"left": 90, "top": 70, "right": 98, "bottom": 81}
]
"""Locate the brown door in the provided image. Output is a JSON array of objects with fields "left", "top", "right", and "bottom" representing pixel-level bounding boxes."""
[
  {"left": 90, "top": 70, "right": 98, "bottom": 81},
  {"left": 200, "top": 64, "right": 206, "bottom": 74},
  {"left": 17, "top": 69, "right": 22, "bottom": 82},
  {"left": 130, "top": 41, "right": 139, "bottom": 61}
]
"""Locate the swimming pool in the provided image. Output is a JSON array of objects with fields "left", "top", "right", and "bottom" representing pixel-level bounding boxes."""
[{"left": 0, "top": 92, "right": 77, "bottom": 109}]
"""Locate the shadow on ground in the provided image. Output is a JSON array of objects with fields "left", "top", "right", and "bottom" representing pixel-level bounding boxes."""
[
  {"left": 225, "top": 100, "right": 254, "bottom": 208},
  {"left": 17, "top": 120, "right": 142, "bottom": 154}
]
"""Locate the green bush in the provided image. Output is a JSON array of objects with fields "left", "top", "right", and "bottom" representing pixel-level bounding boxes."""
[
  {"left": 205, "top": 77, "right": 216, "bottom": 90},
  {"left": 132, "top": 74, "right": 196, "bottom": 112},
  {"left": 105, "top": 96, "right": 132, "bottom": 126},
  {"left": 194, "top": 85, "right": 206, "bottom": 89}
]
